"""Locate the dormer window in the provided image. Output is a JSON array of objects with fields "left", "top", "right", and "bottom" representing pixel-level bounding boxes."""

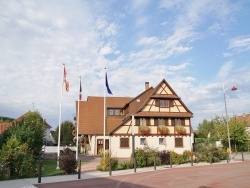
[
  {"left": 108, "top": 108, "right": 123, "bottom": 116},
  {"left": 155, "top": 99, "right": 174, "bottom": 107}
]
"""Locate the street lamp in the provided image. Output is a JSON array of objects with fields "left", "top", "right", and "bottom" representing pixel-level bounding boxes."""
[{"left": 223, "top": 85, "right": 237, "bottom": 161}]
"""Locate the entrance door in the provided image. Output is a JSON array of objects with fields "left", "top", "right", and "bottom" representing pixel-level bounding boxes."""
[{"left": 97, "top": 139, "right": 109, "bottom": 154}]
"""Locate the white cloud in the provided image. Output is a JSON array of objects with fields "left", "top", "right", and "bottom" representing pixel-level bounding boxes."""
[
  {"left": 228, "top": 35, "right": 250, "bottom": 52},
  {"left": 100, "top": 45, "right": 114, "bottom": 55},
  {"left": 0, "top": 0, "right": 249, "bottom": 131},
  {"left": 217, "top": 61, "right": 234, "bottom": 81},
  {"left": 168, "top": 63, "right": 191, "bottom": 71}
]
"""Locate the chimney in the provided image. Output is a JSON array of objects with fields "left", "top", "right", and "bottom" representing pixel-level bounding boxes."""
[{"left": 145, "top": 82, "right": 149, "bottom": 90}]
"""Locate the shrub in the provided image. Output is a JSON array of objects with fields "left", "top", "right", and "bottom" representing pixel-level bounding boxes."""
[
  {"left": 134, "top": 147, "right": 160, "bottom": 167},
  {"left": 159, "top": 150, "right": 170, "bottom": 165},
  {"left": 120, "top": 161, "right": 134, "bottom": 170},
  {"left": 170, "top": 151, "right": 183, "bottom": 164},
  {"left": 0, "top": 136, "right": 38, "bottom": 179},
  {"left": 59, "top": 148, "right": 77, "bottom": 174},
  {"left": 182, "top": 150, "right": 192, "bottom": 163},
  {"left": 194, "top": 143, "right": 227, "bottom": 163},
  {"left": 99, "top": 150, "right": 118, "bottom": 171}
]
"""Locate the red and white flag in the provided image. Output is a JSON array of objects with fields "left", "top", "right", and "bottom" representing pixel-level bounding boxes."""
[{"left": 64, "top": 66, "right": 69, "bottom": 92}]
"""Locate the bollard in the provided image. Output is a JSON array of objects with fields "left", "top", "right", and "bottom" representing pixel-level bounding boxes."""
[
  {"left": 227, "top": 153, "right": 229, "bottom": 163},
  {"left": 38, "top": 160, "right": 42, "bottom": 183},
  {"left": 154, "top": 157, "right": 156, "bottom": 170},
  {"left": 209, "top": 153, "right": 212, "bottom": 165},
  {"left": 78, "top": 160, "right": 81, "bottom": 179},
  {"left": 191, "top": 154, "right": 193, "bottom": 166},
  {"left": 170, "top": 154, "right": 172, "bottom": 168},
  {"left": 109, "top": 157, "right": 112, "bottom": 176},
  {"left": 133, "top": 156, "right": 137, "bottom": 173},
  {"left": 241, "top": 152, "right": 244, "bottom": 161}
]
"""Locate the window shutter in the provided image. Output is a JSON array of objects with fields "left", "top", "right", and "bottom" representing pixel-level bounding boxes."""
[
  {"left": 154, "top": 118, "right": 158, "bottom": 126},
  {"left": 136, "top": 118, "right": 140, "bottom": 126},
  {"left": 146, "top": 118, "right": 150, "bottom": 126},
  {"left": 171, "top": 119, "right": 175, "bottom": 126},
  {"left": 170, "top": 100, "right": 174, "bottom": 107},
  {"left": 155, "top": 99, "right": 159, "bottom": 107},
  {"left": 120, "top": 138, "right": 129, "bottom": 147},
  {"left": 181, "top": 119, "right": 185, "bottom": 126},
  {"left": 164, "top": 118, "right": 167, "bottom": 126}
]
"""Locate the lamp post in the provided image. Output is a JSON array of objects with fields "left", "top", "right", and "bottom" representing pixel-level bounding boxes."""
[{"left": 223, "top": 85, "right": 237, "bottom": 161}]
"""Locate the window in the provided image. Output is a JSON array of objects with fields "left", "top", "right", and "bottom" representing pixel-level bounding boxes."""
[
  {"left": 171, "top": 118, "right": 185, "bottom": 126},
  {"left": 140, "top": 138, "right": 146, "bottom": 145},
  {"left": 140, "top": 118, "right": 147, "bottom": 126},
  {"left": 160, "top": 100, "right": 169, "bottom": 107},
  {"left": 158, "top": 118, "right": 165, "bottom": 126},
  {"left": 108, "top": 108, "right": 123, "bottom": 116},
  {"left": 114, "top": 109, "right": 119, "bottom": 115},
  {"left": 108, "top": 109, "right": 114, "bottom": 115},
  {"left": 120, "top": 138, "right": 129, "bottom": 148},
  {"left": 175, "top": 138, "right": 183, "bottom": 147},
  {"left": 175, "top": 119, "right": 181, "bottom": 126},
  {"left": 155, "top": 99, "right": 174, "bottom": 107},
  {"left": 159, "top": 138, "right": 165, "bottom": 145}
]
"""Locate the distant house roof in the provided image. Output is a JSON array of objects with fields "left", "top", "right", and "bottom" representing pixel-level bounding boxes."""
[
  {"left": 13, "top": 112, "right": 52, "bottom": 129},
  {"left": 235, "top": 113, "right": 250, "bottom": 127},
  {"left": 0, "top": 111, "right": 52, "bottom": 135},
  {"left": 0, "top": 123, "right": 11, "bottom": 134}
]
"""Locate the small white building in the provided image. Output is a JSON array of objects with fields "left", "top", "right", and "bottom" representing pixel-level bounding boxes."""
[{"left": 77, "top": 79, "right": 194, "bottom": 158}]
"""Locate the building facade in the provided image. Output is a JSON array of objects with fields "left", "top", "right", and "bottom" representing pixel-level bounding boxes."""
[{"left": 77, "top": 79, "right": 193, "bottom": 158}]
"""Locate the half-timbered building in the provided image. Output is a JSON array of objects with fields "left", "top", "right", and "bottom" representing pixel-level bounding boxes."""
[{"left": 77, "top": 79, "right": 193, "bottom": 157}]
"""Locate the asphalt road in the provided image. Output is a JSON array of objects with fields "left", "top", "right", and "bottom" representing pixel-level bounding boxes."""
[{"left": 35, "top": 161, "right": 250, "bottom": 188}]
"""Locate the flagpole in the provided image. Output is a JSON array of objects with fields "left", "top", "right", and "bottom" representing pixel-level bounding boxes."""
[
  {"left": 56, "top": 64, "right": 64, "bottom": 169},
  {"left": 103, "top": 68, "right": 106, "bottom": 159},
  {"left": 76, "top": 76, "right": 81, "bottom": 161}
]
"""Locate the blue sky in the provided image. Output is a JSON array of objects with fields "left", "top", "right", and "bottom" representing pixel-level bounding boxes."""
[{"left": 0, "top": 0, "right": 250, "bottom": 130}]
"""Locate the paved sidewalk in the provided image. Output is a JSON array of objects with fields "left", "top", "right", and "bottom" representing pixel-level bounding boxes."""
[{"left": 0, "top": 153, "right": 248, "bottom": 188}]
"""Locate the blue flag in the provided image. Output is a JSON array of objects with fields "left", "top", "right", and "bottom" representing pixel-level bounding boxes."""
[
  {"left": 105, "top": 73, "right": 113, "bottom": 95},
  {"left": 79, "top": 79, "right": 82, "bottom": 100}
]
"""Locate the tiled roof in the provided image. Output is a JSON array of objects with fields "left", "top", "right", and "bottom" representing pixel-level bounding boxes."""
[
  {"left": 13, "top": 112, "right": 52, "bottom": 129},
  {"left": 77, "top": 96, "right": 132, "bottom": 135},
  {"left": 235, "top": 113, "right": 250, "bottom": 127},
  {"left": 0, "top": 123, "right": 11, "bottom": 134}
]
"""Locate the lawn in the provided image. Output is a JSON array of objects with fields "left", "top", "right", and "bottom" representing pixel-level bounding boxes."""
[
  {"left": 42, "top": 159, "right": 64, "bottom": 177},
  {"left": 42, "top": 159, "right": 86, "bottom": 177}
]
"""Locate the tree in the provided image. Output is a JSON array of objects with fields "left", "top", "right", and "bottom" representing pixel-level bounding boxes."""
[
  {"left": 54, "top": 120, "right": 75, "bottom": 146},
  {"left": 0, "top": 111, "right": 45, "bottom": 156},
  {"left": 227, "top": 117, "right": 249, "bottom": 152},
  {"left": 0, "top": 111, "right": 45, "bottom": 178},
  {"left": 198, "top": 115, "right": 250, "bottom": 152},
  {"left": 197, "top": 119, "right": 217, "bottom": 143}
]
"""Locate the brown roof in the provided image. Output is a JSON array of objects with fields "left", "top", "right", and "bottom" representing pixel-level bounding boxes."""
[
  {"left": 13, "top": 112, "right": 52, "bottom": 129},
  {"left": 0, "top": 123, "right": 11, "bottom": 134},
  {"left": 77, "top": 96, "right": 132, "bottom": 135},
  {"left": 235, "top": 113, "right": 250, "bottom": 127}
]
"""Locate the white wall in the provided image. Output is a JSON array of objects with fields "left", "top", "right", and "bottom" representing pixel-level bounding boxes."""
[
  {"left": 109, "top": 136, "right": 192, "bottom": 158},
  {"left": 44, "top": 146, "right": 76, "bottom": 153}
]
